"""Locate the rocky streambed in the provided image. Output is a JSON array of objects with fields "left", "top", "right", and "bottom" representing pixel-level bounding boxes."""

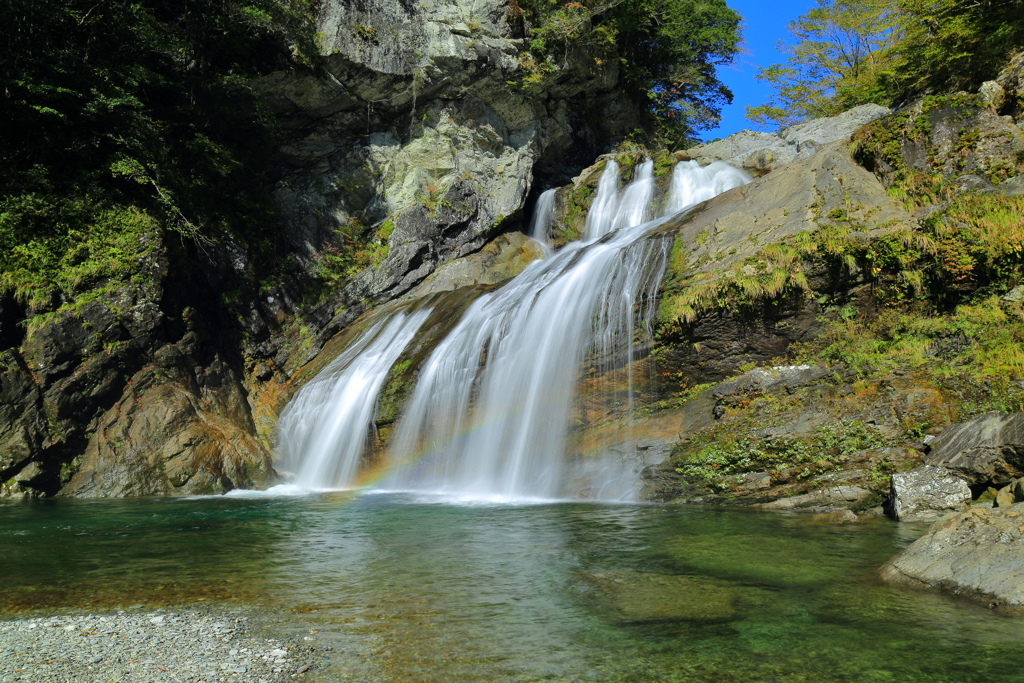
[{"left": 0, "top": 610, "right": 320, "bottom": 683}]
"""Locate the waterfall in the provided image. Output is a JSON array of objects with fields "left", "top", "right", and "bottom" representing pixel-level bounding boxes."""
[
  {"left": 382, "top": 160, "right": 748, "bottom": 499},
  {"left": 583, "top": 159, "right": 656, "bottom": 241},
  {"left": 382, "top": 218, "right": 669, "bottom": 499},
  {"left": 528, "top": 189, "right": 556, "bottom": 254},
  {"left": 583, "top": 159, "right": 620, "bottom": 240},
  {"left": 275, "top": 307, "right": 432, "bottom": 489},
  {"left": 665, "top": 160, "right": 751, "bottom": 216},
  {"left": 274, "top": 158, "right": 749, "bottom": 497}
]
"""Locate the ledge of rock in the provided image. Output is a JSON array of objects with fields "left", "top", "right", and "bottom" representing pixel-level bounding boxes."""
[
  {"left": 676, "top": 104, "right": 891, "bottom": 175},
  {"left": 924, "top": 412, "right": 1024, "bottom": 487},
  {"left": 404, "top": 232, "right": 547, "bottom": 299},
  {"left": 879, "top": 503, "right": 1024, "bottom": 611}
]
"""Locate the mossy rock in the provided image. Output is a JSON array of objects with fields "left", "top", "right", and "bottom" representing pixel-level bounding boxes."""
[
  {"left": 581, "top": 569, "right": 739, "bottom": 623},
  {"left": 662, "top": 531, "right": 851, "bottom": 588}
]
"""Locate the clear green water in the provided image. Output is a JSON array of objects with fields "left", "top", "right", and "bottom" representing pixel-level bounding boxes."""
[{"left": 2, "top": 492, "right": 1023, "bottom": 682}]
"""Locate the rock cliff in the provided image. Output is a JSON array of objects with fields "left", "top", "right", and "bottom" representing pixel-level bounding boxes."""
[{"left": 1, "top": 0, "right": 641, "bottom": 499}]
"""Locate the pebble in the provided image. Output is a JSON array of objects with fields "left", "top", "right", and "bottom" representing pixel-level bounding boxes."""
[{"left": 0, "top": 611, "right": 315, "bottom": 682}]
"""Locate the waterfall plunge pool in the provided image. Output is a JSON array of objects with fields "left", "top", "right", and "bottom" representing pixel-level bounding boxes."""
[{"left": 3, "top": 493, "right": 1024, "bottom": 682}]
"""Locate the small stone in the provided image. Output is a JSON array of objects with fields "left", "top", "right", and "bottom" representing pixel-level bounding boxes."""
[
  {"left": 1004, "top": 285, "right": 1024, "bottom": 304},
  {"left": 979, "top": 80, "right": 1006, "bottom": 110}
]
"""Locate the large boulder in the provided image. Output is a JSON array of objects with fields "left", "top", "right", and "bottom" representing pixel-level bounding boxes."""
[
  {"left": 925, "top": 412, "right": 1024, "bottom": 486},
  {"left": 879, "top": 503, "right": 1024, "bottom": 611},
  {"left": 889, "top": 466, "right": 971, "bottom": 522},
  {"left": 64, "top": 384, "right": 274, "bottom": 497}
]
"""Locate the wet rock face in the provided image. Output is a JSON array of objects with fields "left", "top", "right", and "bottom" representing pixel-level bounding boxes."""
[
  {"left": 64, "top": 363, "right": 273, "bottom": 498},
  {"left": 889, "top": 466, "right": 972, "bottom": 523},
  {"left": 878, "top": 502, "right": 1024, "bottom": 611}
]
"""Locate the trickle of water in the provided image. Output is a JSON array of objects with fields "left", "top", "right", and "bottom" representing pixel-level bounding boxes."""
[
  {"left": 275, "top": 307, "right": 433, "bottom": 489},
  {"left": 528, "top": 189, "right": 556, "bottom": 255}
]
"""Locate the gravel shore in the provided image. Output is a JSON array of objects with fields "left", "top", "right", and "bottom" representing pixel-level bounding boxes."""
[{"left": 0, "top": 610, "right": 318, "bottom": 683}]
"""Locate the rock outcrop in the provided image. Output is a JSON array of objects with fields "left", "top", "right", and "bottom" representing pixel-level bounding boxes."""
[
  {"left": 879, "top": 503, "right": 1024, "bottom": 611},
  {"left": 677, "top": 104, "right": 891, "bottom": 175},
  {"left": 925, "top": 412, "right": 1024, "bottom": 487},
  {"left": 256, "top": 0, "right": 640, "bottom": 307},
  {"left": 889, "top": 466, "right": 972, "bottom": 522}
]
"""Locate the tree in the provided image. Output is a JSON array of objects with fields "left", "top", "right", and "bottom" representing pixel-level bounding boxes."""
[
  {"left": 0, "top": 0, "right": 318, "bottom": 305},
  {"left": 517, "top": 0, "right": 743, "bottom": 145},
  {"left": 892, "top": 0, "right": 1024, "bottom": 97},
  {"left": 745, "top": 0, "right": 901, "bottom": 129},
  {"left": 744, "top": 0, "right": 1024, "bottom": 130}
]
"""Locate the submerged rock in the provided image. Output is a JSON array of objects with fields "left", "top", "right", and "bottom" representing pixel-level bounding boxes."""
[
  {"left": 889, "top": 466, "right": 971, "bottom": 523},
  {"left": 879, "top": 503, "right": 1024, "bottom": 611},
  {"left": 758, "top": 485, "right": 872, "bottom": 511},
  {"left": 582, "top": 570, "right": 737, "bottom": 623}
]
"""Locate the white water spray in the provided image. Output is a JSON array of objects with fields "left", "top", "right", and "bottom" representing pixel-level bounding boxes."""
[{"left": 665, "top": 160, "right": 751, "bottom": 216}]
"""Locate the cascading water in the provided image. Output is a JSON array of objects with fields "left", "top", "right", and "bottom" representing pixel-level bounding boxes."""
[
  {"left": 583, "top": 159, "right": 620, "bottom": 240},
  {"left": 382, "top": 215, "right": 669, "bottom": 500},
  {"left": 664, "top": 160, "right": 751, "bottom": 215},
  {"left": 275, "top": 307, "right": 433, "bottom": 488},
  {"left": 382, "top": 160, "right": 749, "bottom": 499},
  {"left": 528, "top": 188, "right": 556, "bottom": 254},
  {"left": 274, "top": 159, "right": 750, "bottom": 497}
]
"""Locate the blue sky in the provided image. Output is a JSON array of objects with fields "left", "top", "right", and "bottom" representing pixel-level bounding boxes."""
[{"left": 702, "top": 0, "right": 818, "bottom": 140}]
